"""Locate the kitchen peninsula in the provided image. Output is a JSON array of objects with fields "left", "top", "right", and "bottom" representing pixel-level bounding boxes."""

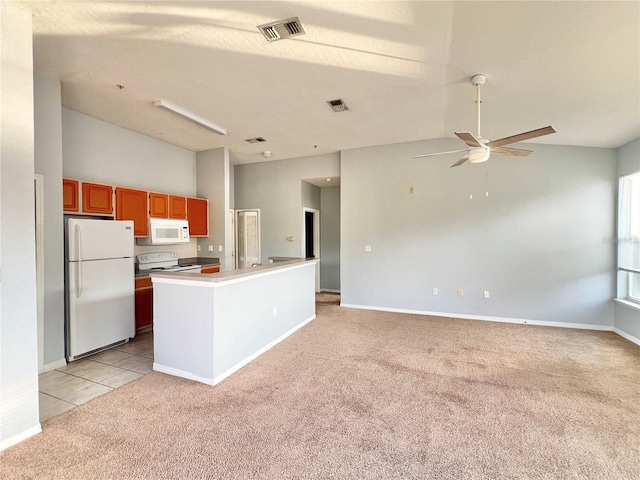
[{"left": 150, "top": 259, "right": 317, "bottom": 386}]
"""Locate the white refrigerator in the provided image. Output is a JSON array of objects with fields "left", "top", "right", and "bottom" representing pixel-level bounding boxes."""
[{"left": 66, "top": 218, "right": 135, "bottom": 361}]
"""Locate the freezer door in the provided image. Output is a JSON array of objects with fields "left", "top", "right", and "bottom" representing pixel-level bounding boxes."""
[
  {"left": 67, "top": 218, "right": 134, "bottom": 261},
  {"left": 67, "top": 257, "right": 135, "bottom": 359}
]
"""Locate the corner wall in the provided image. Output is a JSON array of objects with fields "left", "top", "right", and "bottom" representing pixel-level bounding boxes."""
[
  {"left": 341, "top": 139, "right": 617, "bottom": 327},
  {"left": 34, "top": 75, "right": 65, "bottom": 368},
  {"left": 320, "top": 186, "right": 341, "bottom": 291},
  {"left": 1, "top": 3, "right": 41, "bottom": 450},
  {"left": 196, "top": 148, "right": 234, "bottom": 270}
]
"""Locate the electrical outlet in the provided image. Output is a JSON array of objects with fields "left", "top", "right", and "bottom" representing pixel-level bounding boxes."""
[
  {"left": 272, "top": 307, "right": 278, "bottom": 316},
  {"left": 197, "top": 244, "right": 201, "bottom": 252},
  {"left": 218, "top": 245, "right": 223, "bottom": 252},
  {"left": 207, "top": 245, "right": 213, "bottom": 252},
  {"left": 432, "top": 288, "right": 438, "bottom": 295},
  {"left": 484, "top": 290, "right": 490, "bottom": 299},
  {"left": 458, "top": 289, "right": 464, "bottom": 297},
  {"left": 364, "top": 245, "right": 372, "bottom": 252}
]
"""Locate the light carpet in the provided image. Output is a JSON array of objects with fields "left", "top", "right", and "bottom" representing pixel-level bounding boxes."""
[{"left": 2, "top": 293, "right": 639, "bottom": 479}]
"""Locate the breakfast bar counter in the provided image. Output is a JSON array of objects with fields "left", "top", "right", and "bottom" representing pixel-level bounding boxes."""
[{"left": 150, "top": 259, "right": 317, "bottom": 385}]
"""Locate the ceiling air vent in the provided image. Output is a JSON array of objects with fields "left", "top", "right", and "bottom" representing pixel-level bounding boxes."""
[
  {"left": 327, "top": 99, "right": 349, "bottom": 112},
  {"left": 245, "top": 137, "right": 267, "bottom": 143},
  {"left": 258, "top": 17, "right": 306, "bottom": 42}
]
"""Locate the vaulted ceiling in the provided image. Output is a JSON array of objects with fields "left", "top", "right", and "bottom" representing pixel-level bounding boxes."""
[{"left": 12, "top": 1, "right": 640, "bottom": 164}]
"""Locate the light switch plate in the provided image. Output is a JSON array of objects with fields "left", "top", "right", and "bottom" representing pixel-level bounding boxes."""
[{"left": 364, "top": 245, "right": 372, "bottom": 252}]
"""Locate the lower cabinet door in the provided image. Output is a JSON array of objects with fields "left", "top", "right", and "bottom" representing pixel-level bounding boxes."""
[{"left": 135, "top": 285, "right": 153, "bottom": 331}]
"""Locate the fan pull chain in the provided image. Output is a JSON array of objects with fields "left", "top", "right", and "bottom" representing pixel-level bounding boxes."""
[
  {"left": 469, "top": 164, "right": 473, "bottom": 199},
  {"left": 485, "top": 161, "right": 489, "bottom": 197}
]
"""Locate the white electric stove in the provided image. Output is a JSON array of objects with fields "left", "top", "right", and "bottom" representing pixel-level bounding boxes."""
[{"left": 136, "top": 252, "right": 201, "bottom": 273}]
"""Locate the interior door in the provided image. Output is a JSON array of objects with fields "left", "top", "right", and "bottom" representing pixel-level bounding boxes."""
[{"left": 236, "top": 210, "right": 260, "bottom": 269}]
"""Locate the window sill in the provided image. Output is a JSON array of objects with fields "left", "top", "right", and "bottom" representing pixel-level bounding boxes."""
[{"left": 614, "top": 298, "right": 640, "bottom": 311}]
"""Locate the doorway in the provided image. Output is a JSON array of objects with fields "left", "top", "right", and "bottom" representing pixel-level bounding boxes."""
[
  {"left": 235, "top": 209, "right": 261, "bottom": 269},
  {"left": 302, "top": 208, "right": 319, "bottom": 260},
  {"left": 302, "top": 207, "right": 320, "bottom": 291}
]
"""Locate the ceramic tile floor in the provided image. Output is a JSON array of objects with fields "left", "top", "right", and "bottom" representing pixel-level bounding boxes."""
[{"left": 38, "top": 331, "right": 153, "bottom": 422}]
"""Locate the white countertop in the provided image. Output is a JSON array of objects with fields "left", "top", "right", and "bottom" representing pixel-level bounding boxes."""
[{"left": 150, "top": 258, "right": 318, "bottom": 286}]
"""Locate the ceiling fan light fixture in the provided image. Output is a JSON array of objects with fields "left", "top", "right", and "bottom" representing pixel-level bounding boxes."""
[{"left": 468, "top": 147, "right": 490, "bottom": 163}]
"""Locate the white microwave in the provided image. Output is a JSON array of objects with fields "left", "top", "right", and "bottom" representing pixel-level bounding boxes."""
[{"left": 137, "top": 219, "right": 190, "bottom": 245}]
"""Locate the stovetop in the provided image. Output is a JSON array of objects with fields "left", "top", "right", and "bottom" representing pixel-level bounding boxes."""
[{"left": 136, "top": 252, "right": 200, "bottom": 272}]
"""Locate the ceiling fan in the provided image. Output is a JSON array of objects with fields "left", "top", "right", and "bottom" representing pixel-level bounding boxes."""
[{"left": 414, "top": 74, "right": 556, "bottom": 167}]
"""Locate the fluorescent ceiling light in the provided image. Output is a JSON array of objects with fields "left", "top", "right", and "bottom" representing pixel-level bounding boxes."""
[{"left": 153, "top": 99, "right": 227, "bottom": 135}]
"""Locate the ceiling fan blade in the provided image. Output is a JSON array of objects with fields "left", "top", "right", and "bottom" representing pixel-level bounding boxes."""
[
  {"left": 455, "top": 131, "right": 484, "bottom": 148},
  {"left": 487, "top": 126, "right": 556, "bottom": 148},
  {"left": 491, "top": 146, "right": 532, "bottom": 157},
  {"left": 413, "top": 148, "right": 469, "bottom": 159},
  {"left": 450, "top": 155, "right": 469, "bottom": 168}
]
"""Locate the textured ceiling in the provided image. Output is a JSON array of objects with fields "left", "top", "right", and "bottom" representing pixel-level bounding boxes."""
[{"left": 11, "top": 1, "right": 640, "bottom": 164}]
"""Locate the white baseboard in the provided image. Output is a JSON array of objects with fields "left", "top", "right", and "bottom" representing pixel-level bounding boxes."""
[
  {"left": 340, "top": 303, "right": 614, "bottom": 332},
  {"left": 0, "top": 424, "right": 42, "bottom": 452},
  {"left": 42, "top": 358, "right": 67, "bottom": 373},
  {"left": 320, "top": 289, "right": 340, "bottom": 293},
  {"left": 153, "top": 364, "right": 215, "bottom": 386},
  {"left": 613, "top": 328, "right": 640, "bottom": 346}
]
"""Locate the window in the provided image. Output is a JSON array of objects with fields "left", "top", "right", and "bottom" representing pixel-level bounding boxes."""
[{"left": 618, "top": 172, "right": 640, "bottom": 304}]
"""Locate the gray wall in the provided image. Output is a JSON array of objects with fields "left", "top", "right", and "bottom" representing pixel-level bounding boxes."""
[
  {"left": 320, "top": 186, "right": 341, "bottom": 291},
  {"left": 1, "top": 3, "right": 40, "bottom": 449},
  {"left": 617, "top": 137, "right": 640, "bottom": 177},
  {"left": 301, "top": 181, "right": 320, "bottom": 210},
  {"left": 614, "top": 137, "right": 640, "bottom": 340},
  {"left": 196, "top": 148, "right": 234, "bottom": 270},
  {"left": 341, "top": 139, "right": 617, "bottom": 326},
  {"left": 62, "top": 108, "right": 196, "bottom": 195},
  {"left": 234, "top": 153, "right": 340, "bottom": 264},
  {"left": 34, "top": 75, "right": 65, "bottom": 367}
]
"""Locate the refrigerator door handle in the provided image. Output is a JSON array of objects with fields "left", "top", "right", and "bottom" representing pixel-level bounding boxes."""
[
  {"left": 75, "top": 224, "right": 82, "bottom": 298},
  {"left": 75, "top": 223, "right": 82, "bottom": 261},
  {"left": 76, "top": 262, "right": 82, "bottom": 298}
]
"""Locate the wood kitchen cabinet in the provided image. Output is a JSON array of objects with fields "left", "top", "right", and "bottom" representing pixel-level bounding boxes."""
[
  {"left": 82, "top": 182, "right": 114, "bottom": 215},
  {"left": 115, "top": 187, "right": 148, "bottom": 237},
  {"left": 187, "top": 197, "right": 209, "bottom": 236},
  {"left": 169, "top": 195, "right": 187, "bottom": 219},
  {"left": 201, "top": 266, "right": 220, "bottom": 274},
  {"left": 134, "top": 276, "right": 153, "bottom": 331},
  {"left": 149, "top": 192, "right": 169, "bottom": 218},
  {"left": 63, "top": 178, "right": 79, "bottom": 212}
]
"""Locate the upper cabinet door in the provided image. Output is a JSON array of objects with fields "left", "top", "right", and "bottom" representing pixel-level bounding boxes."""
[
  {"left": 169, "top": 195, "right": 187, "bottom": 219},
  {"left": 187, "top": 197, "right": 208, "bottom": 236},
  {"left": 115, "top": 187, "right": 148, "bottom": 237},
  {"left": 63, "top": 178, "right": 79, "bottom": 212},
  {"left": 149, "top": 192, "right": 169, "bottom": 218},
  {"left": 82, "top": 182, "right": 113, "bottom": 215}
]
